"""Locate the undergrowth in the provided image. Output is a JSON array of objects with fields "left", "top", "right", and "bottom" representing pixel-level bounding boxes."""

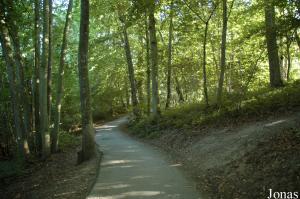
[
  {"left": 129, "top": 80, "right": 300, "bottom": 138},
  {"left": 0, "top": 131, "right": 80, "bottom": 179},
  {"left": 58, "top": 131, "right": 81, "bottom": 151}
]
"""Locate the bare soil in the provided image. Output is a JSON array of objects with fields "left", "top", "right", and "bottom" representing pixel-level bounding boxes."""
[
  {"left": 0, "top": 146, "right": 100, "bottom": 199},
  {"left": 127, "top": 112, "right": 300, "bottom": 199}
]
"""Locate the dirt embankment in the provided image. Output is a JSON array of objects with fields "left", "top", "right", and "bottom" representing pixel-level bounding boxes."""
[{"left": 139, "top": 112, "right": 300, "bottom": 199}]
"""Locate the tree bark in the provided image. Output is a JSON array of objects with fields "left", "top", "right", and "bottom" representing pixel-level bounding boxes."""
[
  {"left": 125, "top": 77, "right": 130, "bottom": 108},
  {"left": 77, "top": 0, "right": 95, "bottom": 162},
  {"left": 119, "top": 18, "right": 140, "bottom": 118},
  {"left": 175, "top": 76, "right": 184, "bottom": 103},
  {"left": 264, "top": 0, "right": 283, "bottom": 87},
  {"left": 0, "top": 19, "right": 25, "bottom": 161},
  {"left": 47, "top": 0, "right": 53, "bottom": 124},
  {"left": 33, "top": 0, "right": 42, "bottom": 154},
  {"left": 202, "top": 22, "right": 209, "bottom": 107},
  {"left": 5, "top": 1, "right": 31, "bottom": 154},
  {"left": 145, "top": 12, "right": 151, "bottom": 115},
  {"left": 40, "top": 0, "right": 51, "bottom": 158},
  {"left": 52, "top": 0, "right": 73, "bottom": 153},
  {"left": 217, "top": 0, "right": 228, "bottom": 106},
  {"left": 286, "top": 36, "right": 291, "bottom": 81},
  {"left": 148, "top": 0, "right": 160, "bottom": 117},
  {"left": 295, "top": 30, "right": 300, "bottom": 52},
  {"left": 165, "top": 0, "right": 174, "bottom": 109}
]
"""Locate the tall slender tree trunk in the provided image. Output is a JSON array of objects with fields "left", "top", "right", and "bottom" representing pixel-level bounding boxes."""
[
  {"left": 120, "top": 19, "right": 140, "bottom": 118},
  {"left": 47, "top": 0, "right": 53, "bottom": 124},
  {"left": 286, "top": 36, "right": 291, "bottom": 81},
  {"left": 52, "top": 0, "right": 73, "bottom": 153},
  {"left": 77, "top": 0, "right": 95, "bottom": 162},
  {"left": 210, "top": 39, "right": 219, "bottom": 80},
  {"left": 33, "top": 0, "right": 41, "bottom": 154},
  {"left": 148, "top": 0, "right": 160, "bottom": 117},
  {"left": 165, "top": 0, "right": 174, "bottom": 109},
  {"left": 125, "top": 78, "right": 130, "bottom": 108},
  {"left": 40, "top": 0, "right": 51, "bottom": 158},
  {"left": 217, "top": 0, "right": 228, "bottom": 106},
  {"left": 145, "top": 12, "right": 151, "bottom": 115},
  {"left": 295, "top": 30, "right": 300, "bottom": 51},
  {"left": 202, "top": 22, "right": 209, "bottom": 107},
  {"left": 5, "top": 1, "right": 31, "bottom": 154},
  {"left": 0, "top": 20, "right": 25, "bottom": 161},
  {"left": 264, "top": 0, "right": 283, "bottom": 87},
  {"left": 137, "top": 36, "right": 145, "bottom": 105}
]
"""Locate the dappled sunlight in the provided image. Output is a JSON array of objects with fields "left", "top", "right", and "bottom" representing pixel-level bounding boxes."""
[
  {"left": 99, "top": 128, "right": 113, "bottom": 132},
  {"left": 101, "top": 191, "right": 163, "bottom": 198},
  {"left": 95, "top": 125, "right": 118, "bottom": 133},
  {"left": 87, "top": 191, "right": 163, "bottom": 199},
  {"left": 101, "top": 159, "right": 142, "bottom": 167},
  {"left": 170, "top": 163, "right": 182, "bottom": 167},
  {"left": 121, "top": 149, "right": 138, "bottom": 153},
  {"left": 100, "top": 125, "right": 118, "bottom": 129},
  {"left": 103, "top": 164, "right": 136, "bottom": 170},
  {"left": 87, "top": 118, "right": 202, "bottom": 199},
  {"left": 130, "top": 175, "right": 153, "bottom": 180},
  {"left": 97, "top": 184, "right": 131, "bottom": 191},
  {"left": 265, "top": 120, "right": 286, "bottom": 127}
]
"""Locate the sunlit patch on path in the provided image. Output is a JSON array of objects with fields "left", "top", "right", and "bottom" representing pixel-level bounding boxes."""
[{"left": 87, "top": 117, "right": 201, "bottom": 199}]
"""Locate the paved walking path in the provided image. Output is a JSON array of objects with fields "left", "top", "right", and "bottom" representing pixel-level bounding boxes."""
[{"left": 87, "top": 117, "right": 202, "bottom": 199}]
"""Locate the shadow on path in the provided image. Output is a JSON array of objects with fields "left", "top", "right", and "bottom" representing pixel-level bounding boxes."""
[{"left": 86, "top": 117, "right": 202, "bottom": 199}]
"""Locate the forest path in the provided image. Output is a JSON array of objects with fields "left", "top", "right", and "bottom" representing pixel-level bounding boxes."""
[{"left": 86, "top": 117, "right": 202, "bottom": 199}]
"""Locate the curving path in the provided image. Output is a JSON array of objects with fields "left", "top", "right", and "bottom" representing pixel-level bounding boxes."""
[{"left": 87, "top": 117, "right": 202, "bottom": 199}]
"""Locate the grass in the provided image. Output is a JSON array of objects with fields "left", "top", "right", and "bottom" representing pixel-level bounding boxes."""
[{"left": 129, "top": 80, "right": 300, "bottom": 138}]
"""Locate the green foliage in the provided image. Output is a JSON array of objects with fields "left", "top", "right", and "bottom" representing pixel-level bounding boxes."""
[
  {"left": 0, "top": 0, "right": 299, "bottom": 160},
  {"left": 58, "top": 131, "right": 81, "bottom": 150},
  {"left": 129, "top": 80, "right": 300, "bottom": 138}
]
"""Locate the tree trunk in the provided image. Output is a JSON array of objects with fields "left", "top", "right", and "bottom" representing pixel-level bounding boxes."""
[
  {"left": 125, "top": 78, "right": 130, "bottom": 108},
  {"left": 217, "top": 0, "right": 228, "bottom": 106},
  {"left": 0, "top": 20, "right": 25, "bottom": 161},
  {"left": 202, "top": 22, "right": 209, "bottom": 107},
  {"left": 52, "top": 0, "right": 73, "bottom": 153},
  {"left": 40, "top": 0, "right": 51, "bottom": 158},
  {"left": 145, "top": 12, "right": 151, "bottom": 115},
  {"left": 175, "top": 76, "right": 184, "bottom": 103},
  {"left": 165, "top": 0, "right": 174, "bottom": 109},
  {"left": 47, "top": 0, "right": 53, "bottom": 124},
  {"left": 120, "top": 19, "right": 140, "bottom": 118},
  {"left": 264, "top": 0, "right": 283, "bottom": 87},
  {"left": 77, "top": 0, "right": 95, "bottom": 162},
  {"left": 286, "top": 36, "right": 291, "bottom": 81},
  {"left": 148, "top": 0, "right": 160, "bottom": 117},
  {"left": 5, "top": 1, "right": 31, "bottom": 154},
  {"left": 295, "top": 30, "right": 300, "bottom": 52},
  {"left": 210, "top": 38, "right": 219, "bottom": 80},
  {"left": 33, "top": 0, "right": 42, "bottom": 154}
]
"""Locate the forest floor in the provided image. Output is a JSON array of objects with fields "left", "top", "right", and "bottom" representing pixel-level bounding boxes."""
[
  {"left": 0, "top": 136, "right": 101, "bottom": 199},
  {"left": 126, "top": 111, "right": 300, "bottom": 198}
]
